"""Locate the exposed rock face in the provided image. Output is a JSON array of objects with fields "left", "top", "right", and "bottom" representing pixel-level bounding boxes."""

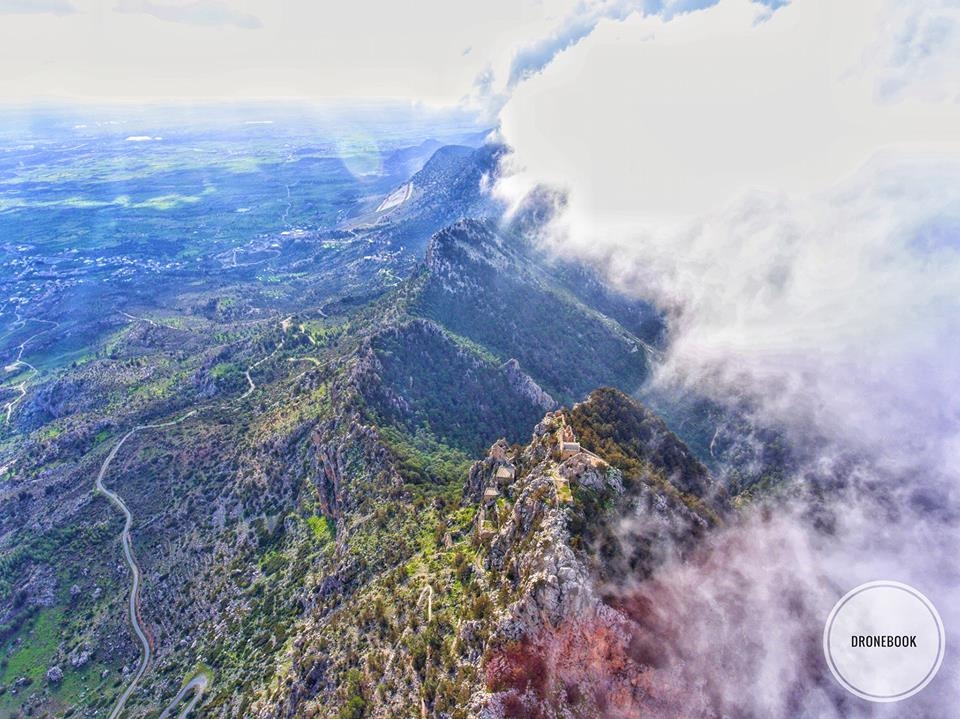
[
  {"left": 45, "top": 666, "right": 63, "bottom": 684},
  {"left": 466, "top": 439, "right": 513, "bottom": 503},
  {"left": 469, "top": 401, "right": 720, "bottom": 718},
  {"left": 24, "top": 564, "right": 57, "bottom": 608},
  {"left": 309, "top": 416, "right": 402, "bottom": 520},
  {"left": 69, "top": 646, "right": 91, "bottom": 669},
  {"left": 501, "top": 359, "right": 557, "bottom": 412}
]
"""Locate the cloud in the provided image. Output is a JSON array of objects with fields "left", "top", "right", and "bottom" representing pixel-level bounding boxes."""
[
  {"left": 114, "top": 0, "right": 262, "bottom": 29},
  {"left": 470, "top": 0, "right": 799, "bottom": 116},
  {"left": 0, "top": 0, "right": 76, "bottom": 14},
  {"left": 494, "top": 1, "right": 960, "bottom": 712},
  {"left": 601, "top": 490, "right": 960, "bottom": 717},
  {"left": 467, "top": 0, "right": 646, "bottom": 116},
  {"left": 505, "top": 1, "right": 642, "bottom": 88},
  {"left": 496, "top": 0, "right": 960, "bottom": 471},
  {"left": 871, "top": 0, "right": 960, "bottom": 103}
]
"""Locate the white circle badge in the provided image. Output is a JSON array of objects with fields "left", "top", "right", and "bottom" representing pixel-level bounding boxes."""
[{"left": 823, "top": 580, "right": 945, "bottom": 702}]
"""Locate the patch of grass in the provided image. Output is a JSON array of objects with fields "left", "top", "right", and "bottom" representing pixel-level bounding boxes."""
[
  {"left": 0, "top": 607, "right": 63, "bottom": 689},
  {"left": 211, "top": 362, "right": 239, "bottom": 380},
  {"left": 48, "top": 662, "right": 108, "bottom": 714},
  {"left": 40, "top": 425, "right": 63, "bottom": 440},
  {"left": 306, "top": 515, "right": 335, "bottom": 544}
]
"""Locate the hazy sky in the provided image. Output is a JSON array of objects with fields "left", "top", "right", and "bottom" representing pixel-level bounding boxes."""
[{"left": 0, "top": 0, "right": 589, "bottom": 104}]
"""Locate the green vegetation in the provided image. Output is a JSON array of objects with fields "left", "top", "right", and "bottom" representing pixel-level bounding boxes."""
[
  {"left": 0, "top": 607, "right": 63, "bottom": 712},
  {"left": 411, "top": 222, "right": 652, "bottom": 403},
  {"left": 378, "top": 426, "right": 472, "bottom": 487},
  {"left": 367, "top": 321, "right": 545, "bottom": 456},
  {"left": 211, "top": 362, "right": 240, "bottom": 379},
  {"left": 306, "top": 515, "right": 335, "bottom": 544},
  {"left": 0, "top": 119, "right": 731, "bottom": 719},
  {"left": 0, "top": 521, "right": 115, "bottom": 607}
]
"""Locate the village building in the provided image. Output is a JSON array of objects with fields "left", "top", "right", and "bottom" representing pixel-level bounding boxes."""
[
  {"left": 494, "top": 464, "right": 515, "bottom": 483},
  {"left": 559, "top": 424, "right": 581, "bottom": 460}
]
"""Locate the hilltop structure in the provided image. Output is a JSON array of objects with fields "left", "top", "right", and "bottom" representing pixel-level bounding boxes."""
[
  {"left": 558, "top": 422, "right": 606, "bottom": 468},
  {"left": 560, "top": 425, "right": 580, "bottom": 460}
]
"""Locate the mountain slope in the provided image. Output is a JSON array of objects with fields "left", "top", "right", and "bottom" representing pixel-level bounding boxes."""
[
  {"left": 347, "top": 145, "right": 503, "bottom": 257},
  {"left": 410, "top": 219, "right": 657, "bottom": 403},
  {"left": 252, "top": 388, "right": 723, "bottom": 718},
  {"left": 0, "top": 143, "right": 711, "bottom": 719}
]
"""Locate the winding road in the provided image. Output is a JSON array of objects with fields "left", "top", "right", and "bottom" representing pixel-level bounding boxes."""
[
  {"left": 157, "top": 672, "right": 210, "bottom": 719},
  {"left": 242, "top": 337, "right": 285, "bottom": 398},
  {"left": 95, "top": 411, "right": 197, "bottom": 719},
  {"left": 94, "top": 322, "right": 289, "bottom": 717}
]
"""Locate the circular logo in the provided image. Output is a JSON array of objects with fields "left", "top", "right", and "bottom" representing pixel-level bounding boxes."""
[{"left": 823, "top": 580, "right": 945, "bottom": 702}]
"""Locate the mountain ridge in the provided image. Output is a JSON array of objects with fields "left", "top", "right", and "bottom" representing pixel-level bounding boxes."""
[{"left": 0, "top": 140, "right": 733, "bottom": 719}]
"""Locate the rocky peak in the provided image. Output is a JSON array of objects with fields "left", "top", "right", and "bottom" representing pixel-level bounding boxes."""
[
  {"left": 424, "top": 218, "right": 510, "bottom": 282},
  {"left": 465, "top": 439, "right": 518, "bottom": 504},
  {"left": 465, "top": 392, "right": 725, "bottom": 717}
]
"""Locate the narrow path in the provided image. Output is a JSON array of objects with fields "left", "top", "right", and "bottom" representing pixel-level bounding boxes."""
[
  {"left": 418, "top": 584, "right": 433, "bottom": 622},
  {"left": 242, "top": 339, "right": 285, "bottom": 399},
  {"left": 281, "top": 181, "right": 300, "bottom": 228},
  {"left": 158, "top": 672, "right": 210, "bottom": 719},
  {"left": 2, "top": 318, "right": 59, "bottom": 425},
  {"left": 383, "top": 582, "right": 435, "bottom": 674},
  {"left": 95, "top": 411, "right": 197, "bottom": 719},
  {"left": 286, "top": 356, "right": 327, "bottom": 384},
  {"left": 709, "top": 425, "right": 721, "bottom": 459},
  {"left": 2, "top": 381, "right": 27, "bottom": 425},
  {"left": 121, "top": 310, "right": 159, "bottom": 328},
  {"left": 287, "top": 356, "right": 322, "bottom": 367}
]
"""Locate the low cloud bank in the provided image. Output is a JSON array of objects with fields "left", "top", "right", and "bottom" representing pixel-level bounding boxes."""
[
  {"left": 496, "top": 0, "right": 960, "bottom": 495},
  {"left": 493, "top": 1, "right": 960, "bottom": 715}
]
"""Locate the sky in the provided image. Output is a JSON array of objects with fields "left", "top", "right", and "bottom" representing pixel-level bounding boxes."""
[{"left": 0, "top": 0, "right": 599, "bottom": 104}]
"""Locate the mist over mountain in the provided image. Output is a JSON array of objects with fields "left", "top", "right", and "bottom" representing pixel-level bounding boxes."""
[
  {"left": 1, "top": 2, "right": 957, "bottom": 718},
  {"left": 492, "top": 1, "right": 960, "bottom": 715}
]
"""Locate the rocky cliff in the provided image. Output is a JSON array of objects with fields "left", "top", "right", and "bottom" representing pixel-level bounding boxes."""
[{"left": 252, "top": 388, "right": 723, "bottom": 719}]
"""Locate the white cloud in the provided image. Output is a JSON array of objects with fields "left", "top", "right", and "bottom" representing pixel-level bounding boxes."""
[
  {"left": 465, "top": 0, "right": 648, "bottom": 117},
  {"left": 500, "top": 0, "right": 960, "bottom": 219},
  {"left": 496, "top": 0, "right": 960, "bottom": 474},
  {"left": 494, "top": 6, "right": 960, "bottom": 710},
  {"left": 493, "top": 7, "right": 960, "bottom": 712},
  {"left": 0, "top": 0, "right": 585, "bottom": 103},
  {"left": 870, "top": 0, "right": 960, "bottom": 103},
  {"left": 505, "top": 0, "right": 641, "bottom": 87},
  {"left": 599, "top": 491, "right": 960, "bottom": 716}
]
